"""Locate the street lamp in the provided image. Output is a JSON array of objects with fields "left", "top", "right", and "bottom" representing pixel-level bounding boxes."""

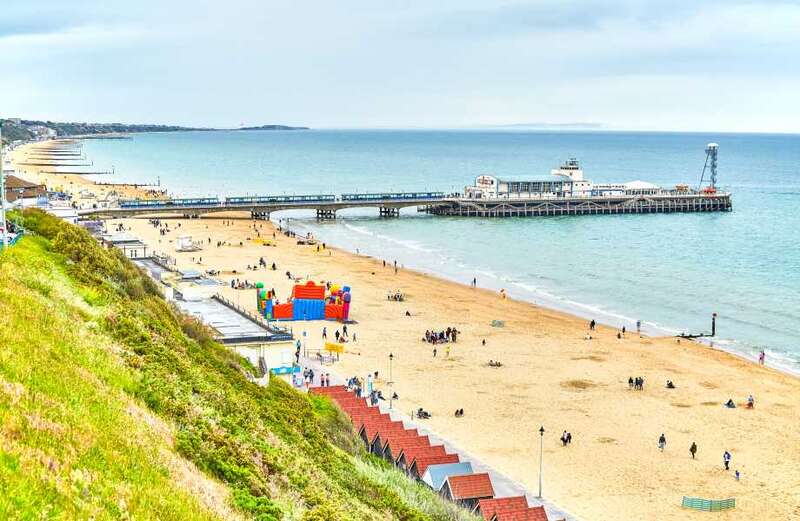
[
  {"left": 538, "top": 425, "right": 545, "bottom": 498},
  {"left": 388, "top": 353, "right": 394, "bottom": 386}
]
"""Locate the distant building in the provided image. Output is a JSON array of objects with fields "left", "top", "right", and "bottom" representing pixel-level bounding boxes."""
[{"left": 4, "top": 175, "right": 47, "bottom": 203}]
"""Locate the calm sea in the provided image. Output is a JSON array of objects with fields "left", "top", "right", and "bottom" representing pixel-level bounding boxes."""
[{"left": 81, "top": 130, "right": 800, "bottom": 373}]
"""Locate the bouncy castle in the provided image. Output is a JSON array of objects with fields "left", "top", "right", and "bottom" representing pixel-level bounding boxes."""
[{"left": 256, "top": 281, "right": 352, "bottom": 322}]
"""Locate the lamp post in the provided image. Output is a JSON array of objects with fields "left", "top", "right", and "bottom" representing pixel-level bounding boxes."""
[
  {"left": 538, "top": 425, "right": 545, "bottom": 499},
  {"left": 388, "top": 353, "right": 394, "bottom": 386}
]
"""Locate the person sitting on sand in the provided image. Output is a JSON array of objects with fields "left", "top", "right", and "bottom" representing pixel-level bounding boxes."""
[
  {"left": 746, "top": 395, "right": 755, "bottom": 409},
  {"left": 666, "top": 380, "right": 676, "bottom": 389},
  {"left": 725, "top": 398, "right": 736, "bottom": 408}
]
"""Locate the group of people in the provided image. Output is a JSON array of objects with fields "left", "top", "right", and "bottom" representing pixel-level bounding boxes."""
[
  {"left": 387, "top": 290, "right": 405, "bottom": 302},
  {"left": 724, "top": 395, "right": 755, "bottom": 409},
  {"left": 560, "top": 431, "right": 573, "bottom": 446},
  {"left": 454, "top": 408, "right": 465, "bottom": 417},
  {"left": 230, "top": 278, "right": 257, "bottom": 290},
  {"left": 323, "top": 325, "right": 354, "bottom": 343},
  {"left": 628, "top": 376, "right": 646, "bottom": 390},
  {"left": 488, "top": 360, "right": 503, "bottom": 367},
  {"left": 424, "top": 327, "right": 459, "bottom": 344}
]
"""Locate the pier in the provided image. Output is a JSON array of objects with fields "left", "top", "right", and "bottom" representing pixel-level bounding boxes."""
[{"left": 78, "top": 190, "right": 731, "bottom": 220}]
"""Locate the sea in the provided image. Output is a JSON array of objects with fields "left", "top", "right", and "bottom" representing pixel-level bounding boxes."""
[{"left": 80, "top": 130, "right": 800, "bottom": 374}]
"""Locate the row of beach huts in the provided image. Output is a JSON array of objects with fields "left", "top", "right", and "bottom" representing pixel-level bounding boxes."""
[{"left": 311, "top": 385, "right": 554, "bottom": 521}]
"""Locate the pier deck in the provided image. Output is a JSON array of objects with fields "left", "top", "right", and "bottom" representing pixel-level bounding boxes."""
[{"left": 78, "top": 191, "right": 731, "bottom": 219}]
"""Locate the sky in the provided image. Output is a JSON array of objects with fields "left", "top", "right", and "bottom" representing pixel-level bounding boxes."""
[{"left": 1, "top": 0, "right": 799, "bottom": 132}]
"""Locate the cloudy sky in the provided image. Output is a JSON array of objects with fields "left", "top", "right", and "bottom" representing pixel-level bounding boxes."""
[{"left": 2, "top": 1, "right": 799, "bottom": 132}]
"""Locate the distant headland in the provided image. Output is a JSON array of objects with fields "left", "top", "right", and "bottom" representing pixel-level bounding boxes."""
[
  {"left": 1, "top": 118, "right": 309, "bottom": 145},
  {"left": 236, "top": 124, "right": 310, "bottom": 131}
]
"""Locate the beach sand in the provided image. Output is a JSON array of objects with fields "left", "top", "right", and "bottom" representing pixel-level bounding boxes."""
[
  {"left": 11, "top": 140, "right": 163, "bottom": 204},
  {"left": 13, "top": 143, "right": 800, "bottom": 520}
]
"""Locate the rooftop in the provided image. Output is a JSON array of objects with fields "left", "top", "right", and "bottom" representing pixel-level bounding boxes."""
[
  {"left": 446, "top": 473, "right": 494, "bottom": 500},
  {"left": 477, "top": 497, "right": 530, "bottom": 520}
]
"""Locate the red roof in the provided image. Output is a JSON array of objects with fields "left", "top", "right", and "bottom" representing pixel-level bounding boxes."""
[
  {"left": 493, "top": 506, "right": 548, "bottom": 521},
  {"left": 413, "top": 453, "right": 461, "bottom": 476},
  {"left": 381, "top": 431, "right": 424, "bottom": 454},
  {"left": 384, "top": 434, "right": 431, "bottom": 456},
  {"left": 476, "top": 497, "right": 529, "bottom": 520},
  {"left": 400, "top": 444, "right": 446, "bottom": 466},
  {"left": 361, "top": 418, "right": 402, "bottom": 442},
  {"left": 446, "top": 473, "right": 495, "bottom": 501},
  {"left": 309, "top": 385, "right": 347, "bottom": 395}
]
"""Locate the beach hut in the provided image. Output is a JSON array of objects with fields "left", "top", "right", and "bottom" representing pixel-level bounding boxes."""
[
  {"left": 421, "top": 462, "right": 474, "bottom": 492},
  {"left": 370, "top": 426, "right": 418, "bottom": 456},
  {"left": 440, "top": 473, "right": 495, "bottom": 510},
  {"left": 396, "top": 444, "right": 447, "bottom": 471},
  {"left": 373, "top": 430, "right": 422, "bottom": 458},
  {"left": 489, "top": 506, "right": 549, "bottom": 521},
  {"left": 473, "top": 497, "right": 530, "bottom": 520},
  {"left": 409, "top": 453, "right": 461, "bottom": 481},
  {"left": 381, "top": 434, "right": 431, "bottom": 462},
  {"left": 358, "top": 417, "right": 399, "bottom": 447}
]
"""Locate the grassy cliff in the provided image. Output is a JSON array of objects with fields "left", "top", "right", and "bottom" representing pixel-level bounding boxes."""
[{"left": 0, "top": 210, "right": 476, "bottom": 521}]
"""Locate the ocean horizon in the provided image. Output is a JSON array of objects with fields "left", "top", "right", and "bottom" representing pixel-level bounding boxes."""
[{"left": 79, "top": 129, "right": 800, "bottom": 373}]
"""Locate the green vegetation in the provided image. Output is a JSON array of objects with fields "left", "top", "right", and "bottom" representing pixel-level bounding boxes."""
[{"left": 0, "top": 209, "right": 476, "bottom": 520}]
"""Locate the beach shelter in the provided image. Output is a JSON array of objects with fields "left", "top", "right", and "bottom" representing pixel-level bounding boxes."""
[
  {"left": 440, "top": 473, "right": 495, "bottom": 510},
  {"left": 474, "top": 497, "right": 530, "bottom": 520},
  {"left": 421, "top": 462, "right": 474, "bottom": 492}
]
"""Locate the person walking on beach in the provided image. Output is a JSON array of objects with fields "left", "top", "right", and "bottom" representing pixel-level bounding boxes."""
[
  {"left": 759, "top": 350, "right": 765, "bottom": 365},
  {"left": 636, "top": 319, "right": 641, "bottom": 334},
  {"left": 472, "top": 277, "right": 477, "bottom": 288},
  {"left": 589, "top": 319, "right": 596, "bottom": 331},
  {"left": 723, "top": 451, "right": 731, "bottom": 470},
  {"left": 394, "top": 260, "right": 398, "bottom": 274},
  {"left": 433, "top": 347, "right": 437, "bottom": 358},
  {"left": 658, "top": 433, "right": 667, "bottom": 451},
  {"left": 322, "top": 327, "right": 327, "bottom": 340},
  {"left": 690, "top": 442, "right": 697, "bottom": 459}
]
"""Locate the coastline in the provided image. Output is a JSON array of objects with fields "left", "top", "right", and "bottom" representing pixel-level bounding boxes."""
[{"left": 12, "top": 140, "right": 800, "bottom": 520}]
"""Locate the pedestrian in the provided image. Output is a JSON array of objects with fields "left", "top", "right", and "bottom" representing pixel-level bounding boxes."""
[
  {"left": 394, "top": 260, "right": 397, "bottom": 274},
  {"left": 561, "top": 431, "right": 568, "bottom": 446},
  {"left": 723, "top": 451, "right": 731, "bottom": 470},
  {"left": 628, "top": 377, "right": 634, "bottom": 389},
  {"left": 735, "top": 470, "right": 740, "bottom": 481},
  {"left": 322, "top": 327, "right": 327, "bottom": 339},
  {"left": 758, "top": 350, "right": 765, "bottom": 365},
  {"left": 590, "top": 319, "right": 596, "bottom": 330},
  {"left": 658, "top": 433, "right": 666, "bottom": 451},
  {"left": 622, "top": 326, "right": 626, "bottom": 336},
  {"left": 433, "top": 347, "right": 437, "bottom": 358},
  {"left": 690, "top": 442, "right": 697, "bottom": 459},
  {"left": 636, "top": 319, "right": 641, "bottom": 334},
  {"left": 335, "top": 330, "right": 340, "bottom": 342}
]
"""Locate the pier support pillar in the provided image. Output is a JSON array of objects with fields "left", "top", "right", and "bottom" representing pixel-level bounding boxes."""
[
  {"left": 316, "top": 209, "right": 336, "bottom": 220},
  {"left": 379, "top": 207, "right": 400, "bottom": 218}
]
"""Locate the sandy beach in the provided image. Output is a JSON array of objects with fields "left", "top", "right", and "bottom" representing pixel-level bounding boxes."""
[{"left": 13, "top": 142, "right": 800, "bottom": 520}]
